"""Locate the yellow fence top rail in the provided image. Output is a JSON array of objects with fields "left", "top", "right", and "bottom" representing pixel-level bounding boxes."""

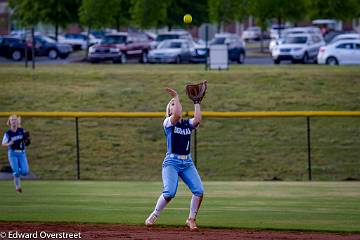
[{"left": 1, "top": 111, "right": 360, "bottom": 118}]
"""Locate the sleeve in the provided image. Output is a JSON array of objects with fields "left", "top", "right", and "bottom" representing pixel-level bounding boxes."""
[
  {"left": 188, "top": 118, "right": 199, "bottom": 130},
  {"left": 163, "top": 117, "right": 174, "bottom": 129},
  {"left": 2, "top": 133, "right": 9, "bottom": 145}
]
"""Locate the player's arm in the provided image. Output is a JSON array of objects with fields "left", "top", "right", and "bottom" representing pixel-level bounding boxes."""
[
  {"left": 165, "top": 87, "right": 182, "bottom": 125},
  {"left": 1, "top": 133, "right": 13, "bottom": 147},
  {"left": 192, "top": 103, "right": 201, "bottom": 128}
]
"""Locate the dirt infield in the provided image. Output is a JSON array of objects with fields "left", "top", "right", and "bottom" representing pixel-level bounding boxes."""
[{"left": 0, "top": 223, "right": 359, "bottom": 240}]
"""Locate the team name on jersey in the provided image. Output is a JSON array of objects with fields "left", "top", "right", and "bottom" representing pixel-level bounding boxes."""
[
  {"left": 11, "top": 135, "right": 23, "bottom": 141},
  {"left": 174, "top": 127, "right": 191, "bottom": 135}
]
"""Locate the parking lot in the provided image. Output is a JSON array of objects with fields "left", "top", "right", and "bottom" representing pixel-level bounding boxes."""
[{"left": 0, "top": 42, "right": 275, "bottom": 65}]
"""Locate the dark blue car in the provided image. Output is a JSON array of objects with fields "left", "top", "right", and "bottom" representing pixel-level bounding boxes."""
[
  {"left": 209, "top": 33, "right": 246, "bottom": 64},
  {"left": 0, "top": 36, "right": 32, "bottom": 61}
]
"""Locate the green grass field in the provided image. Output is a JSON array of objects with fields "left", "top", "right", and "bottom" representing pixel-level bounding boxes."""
[
  {"left": 0, "top": 64, "right": 360, "bottom": 181},
  {"left": 0, "top": 181, "right": 359, "bottom": 232}
]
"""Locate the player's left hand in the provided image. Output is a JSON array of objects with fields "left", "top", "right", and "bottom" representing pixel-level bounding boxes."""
[{"left": 165, "top": 87, "right": 178, "bottom": 97}]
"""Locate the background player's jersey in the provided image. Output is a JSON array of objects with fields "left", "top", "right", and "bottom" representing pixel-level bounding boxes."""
[
  {"left": 163, "top": 117, "right": 196, "bottom": 155},
  {"left": 2, "top": 128, "right": 26, "bottom": 151}
]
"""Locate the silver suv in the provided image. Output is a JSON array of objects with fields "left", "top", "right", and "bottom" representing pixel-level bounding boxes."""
[{"left": 271, "top": 33, "right": 325, "bottom": 64}]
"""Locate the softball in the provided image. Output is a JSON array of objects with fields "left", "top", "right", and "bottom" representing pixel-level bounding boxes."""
[{"left": 183, "top": 14, "right": 192, "bottom": 24}]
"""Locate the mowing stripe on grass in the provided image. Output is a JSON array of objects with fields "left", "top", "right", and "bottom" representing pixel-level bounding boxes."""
[{"left": 0, "top": 181, "right": 359, "bottom": 232}]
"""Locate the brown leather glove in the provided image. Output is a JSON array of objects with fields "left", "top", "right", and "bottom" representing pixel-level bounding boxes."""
[
  {"left": 185, "top": 80, "right": 208, "bottom": 104},
  {"left": 24, "top": 131, "right": 31, "bottom": 146}
]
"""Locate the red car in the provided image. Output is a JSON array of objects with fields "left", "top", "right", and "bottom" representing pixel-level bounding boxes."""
[{"left": 88, "top": 32, "right": 150, "bottom": 63}]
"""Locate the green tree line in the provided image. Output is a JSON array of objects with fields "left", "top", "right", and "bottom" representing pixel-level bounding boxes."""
[{"left": 9, "top": 0, "right": 360, "bottom": 34}]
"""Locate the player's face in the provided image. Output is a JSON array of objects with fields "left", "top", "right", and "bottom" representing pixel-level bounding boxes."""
[{"left": 10, "top": 117, "right": 18, "bottom": 128}]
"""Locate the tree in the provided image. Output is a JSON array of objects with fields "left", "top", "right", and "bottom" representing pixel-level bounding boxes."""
[
  {"left": 112, "top": 0, "right": 132, "bottom": 31},
  {"left": 208, "top": 0, "right": 241, "bottom": 32},
  {"left": 269, "top": 0, "right": 307, "bottom": 27},
  {"left": 79, "top": 0, "right": 117, "bottom": 30},
  {"left": 9, "top": 0, "right": 43, "bottom": 27},
  {"left": 250, "top": 0, "right": 307, "bottom": 38},
  {"left": 79, "top": 0, "right": 117, "bottom": 58},
  {"left": 131, "top": 0, "right": 208, "bottom": 30},
  {"left": 248, "top": 0, "right": 273, "bottom": 51},
  {"left": 9, "top": 0, "right": 44, "bottom": 69},
  {"left": 308, "top": 0, "right": 360, "bottom": 21},
  {"left": 131, "top": 0, "right": 167, "bottom": 29},
  {"left": 41, "top": 0, "right": 81, "bottom": 41},
  {"left": 164, "top": 0, "right": 208, "bottom": 29}
]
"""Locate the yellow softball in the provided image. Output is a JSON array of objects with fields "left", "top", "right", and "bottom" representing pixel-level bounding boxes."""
[{"left": 183, "top": 14, "right": 192, "bottom": 24}]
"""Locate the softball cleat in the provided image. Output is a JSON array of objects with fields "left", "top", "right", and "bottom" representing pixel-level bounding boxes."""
[
  {"left": 145, "top": 212, "right": 158, "bottom": 226},
  {"left": 185, "top": 218, "right": 199, "bottom": 231}
]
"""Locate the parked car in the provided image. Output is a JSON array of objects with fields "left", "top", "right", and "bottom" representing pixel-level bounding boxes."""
[
  {"left": 242, "top": 27, "right": 262, "bottom": 41},
  {"left": 269, "top": 24, "right": 290, "bottom": 40},
  {"left": 190, "top": 41, "right": 208, "bottom": 63},
  {"left": 317, "top": 39, "right": 360, "bottom": 65},
  {"left": 323, "top": 31, "right": 345, "bottom": 44},
  {"left": 269, "top": 27, "right": 321, "bottom": 52},
  {"left": 272, "top": 33, "right": 325, "bottom": 64},
  {"left": 0, "top": 36, "right": 32, "bottom": 61},
  {"left": 144, "top": 31, "right": 157, "bottom": 41},
  {"left": 329, "top": 33, "right": 360, "bottom": 44},
  {"left": 148, "top": 39, "right": 193, "bottom": 63},
  {"left": 209, "top": 33, "right": 246, "bottom": 64},
  {"left": 88, "top": 32, "right": 150, "bottom": 63},
  {"left": 150, "top": 31, "right": 193, "bottom": 49},
  {"left": 34, "top": 35, "right": 72, "bottom": 59},
  {"left": 59, "top": 33, "right": 100, "bottom": 51}
]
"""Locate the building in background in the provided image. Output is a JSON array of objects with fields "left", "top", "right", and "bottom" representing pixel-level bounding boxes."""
[{"left": 0, "top": 0, "right": 10, "bottom": 35}]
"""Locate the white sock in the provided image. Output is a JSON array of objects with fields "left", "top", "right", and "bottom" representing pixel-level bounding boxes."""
[
  {"left": 14, "top": 177, "right": 21, "bottom": 189},
  {"left": 189, "top": 195, "right": 203, "bottom": 219},
  {"left": 153, "top": 195, "right": 168, "bottom": 216}
]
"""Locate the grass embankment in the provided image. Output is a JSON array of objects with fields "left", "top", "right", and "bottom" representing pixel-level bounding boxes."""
[{"left": 0, "top": 64, "right": 359, "bottom": 180}]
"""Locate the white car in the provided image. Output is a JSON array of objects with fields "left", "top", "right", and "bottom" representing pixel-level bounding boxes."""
[
  {"left": 317, "top": 39, "right": 360, "bottom": 65},
  {"left": 329, "top": 33, "right": 360, "bottom": 44},
  {"left": 269, "top": 27, "right": 321, "bottom": 52},
  {"left": 242, "top": 27, "right": 261, "bottom": 41},
  {"left": 272, "top": 33, "right": 325, "bottom": 64},
  {"left": 59, "top": 33, "right": 101, "bottom": 51}
]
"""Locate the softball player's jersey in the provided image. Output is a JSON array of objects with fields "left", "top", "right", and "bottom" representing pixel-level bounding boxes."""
[
  {"left": 162, "top": 117, "right": 204, "bottom": 198},
  {"left": 2, "top": 128, "right": 26, "bottom": 151},
  {"left": 163, "top": 117, "right": 196, "bottom": 155},
  {"left": 2, "top": 128, "right": 29, "bottom": 177}
]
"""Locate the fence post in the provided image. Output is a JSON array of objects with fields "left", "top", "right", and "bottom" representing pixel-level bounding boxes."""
[
  {"left": 205, "top": 24, "right": 209, "bottom": 71},
  {"left": 306, "top": 116, "right": 312, "bottom": 181},
  {"left": 194, "top": 129, "right": 197, "bottom": 168},
  {"left": 75, "top": 117, "right": 80, "bottom": 180}
]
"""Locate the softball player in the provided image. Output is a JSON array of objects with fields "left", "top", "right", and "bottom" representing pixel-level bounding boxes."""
[
  {"left": 145, "top": 87, "right": 204, "bottom": 231},
  {"left": 2, "top": 115, "right": 30, "bottom": 193}
]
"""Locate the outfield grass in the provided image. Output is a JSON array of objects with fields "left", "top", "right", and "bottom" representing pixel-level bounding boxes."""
[
  {"left": 0, "top": 64, "right": 359, "bottom": 180},
  {"left": 0, "top": 181, "right": 359, "bottom": 232}
]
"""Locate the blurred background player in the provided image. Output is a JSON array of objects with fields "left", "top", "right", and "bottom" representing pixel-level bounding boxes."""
[
  {"left": 2, "top": 115, "right": 30, "bottom": 193},
  {"left": 145, "top": 87, "right": 204, "bottom": 231}
]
